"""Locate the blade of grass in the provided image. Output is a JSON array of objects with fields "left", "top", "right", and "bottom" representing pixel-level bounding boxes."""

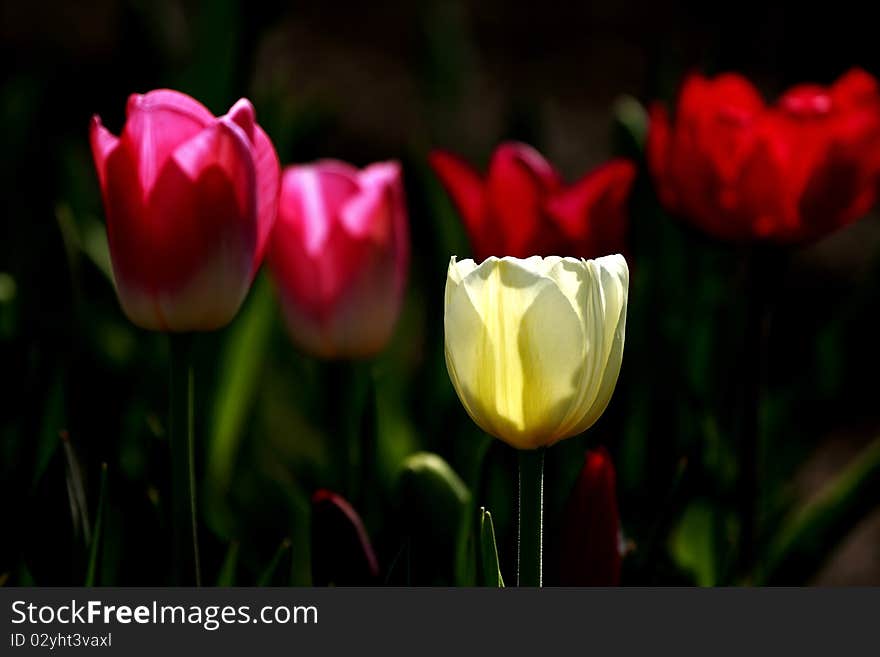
[
  {"left": 257, "top": 539, "right": 292, "bottom": 587},
  {"left": 479, "top": 507, "right": 504, "bottom": 587},
  {"left": 85, "top": 463, "right": 108, "bottom": 586},
  {"left": 61, "top": 431, "right": 90, "bottom": 545},
  {"left": 33, "top": 373, "right": 64, "bottom": 489},
  {"left": 215, "top": 541, "right": 240, "bottom": 587},
  {"left": 455, "top": 436, "right": 491, "bottom": 586}
]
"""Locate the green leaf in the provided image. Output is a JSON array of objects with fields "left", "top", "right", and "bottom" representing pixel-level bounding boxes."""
[
  {"left": 33, "top": 372, "right": 64, "bottom": 489},
  {"left": 17, "top": 562, "right": 35, "bottom": 586},
  {"left": 612, "top": 94, "right": 648, "bottom": 155},
  {"left": 206, "top": 274, "right": 274, "bottom": 535},
  {"left": 85, "top": 463, "right": 108, "bottom": 586},
  {"left": 215, "top": 541, "right": 240, "bottom": 587},
  {"left": 478, "top": 507, "right": 504, "bottom": 587},
  {"left": 758, "top": 437, "right": 880, "bottom": 585},
  {"left": 396, "top": 452, "right": 470, "bottom": 585},
  {"left": 670, "top": 500, "right": 718, "bottom": 586}
]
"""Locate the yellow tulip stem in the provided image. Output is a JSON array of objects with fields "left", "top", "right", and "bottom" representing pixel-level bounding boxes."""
[
  {"left": 169, "top": 333, "right": 201, "bottom": 586},
  {"left": 517, "top": 448, "right": 545, "bottom": 587}
]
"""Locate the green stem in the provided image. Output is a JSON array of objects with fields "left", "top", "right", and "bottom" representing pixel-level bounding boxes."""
[
  {"left": 324, "top": 360, "right": 371, "bottom": 503},
  {"left": 517, "top": 448, "right": 545, "bottom": 587},
  {"left": 738, "top": 248, "right": 783, "bottom": 579},
  {"left": 84, "top": 462, "right": 108, "bottom": 586},
  {"left": 170, "top": 333, "right": 201, "bottom": 586}
]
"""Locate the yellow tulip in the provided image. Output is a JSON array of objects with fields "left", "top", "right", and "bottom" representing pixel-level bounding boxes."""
[{"left": 444, "top": 254, "right": 628, "bottom": 450}]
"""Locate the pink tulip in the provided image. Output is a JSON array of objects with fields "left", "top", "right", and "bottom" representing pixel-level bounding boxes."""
[
  {"left": 90, "top": 89, "right": 280, "bottom": 331},
  {"left": 268, "top": 160, "right": 409, "bottom": 359}
]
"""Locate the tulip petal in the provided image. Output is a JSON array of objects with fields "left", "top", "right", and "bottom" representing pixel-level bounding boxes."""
[
  {"left": 486, "top": 143, "right": 561, "bottom": 258},
  {"left": 678, "top": 73, "right": 764, "bottom": 122},
  {"left": 102, "top": 139, "right": 161, "bottom": 328},
  {"left": 342, "top": 164, "right": 397, "bottom": 242},
  {"left": 545, "top": 160, "right": 635, "bottom": 256},
  {"left": 363, "top": 161, "right": 410, "bottom": 298},
  {"left": 733, "top": 125, "right": 794, "bottom": 240},
  {"left": 252, "top": 125, "right": 281, "bottom": 267},
  {"left": 89, "top": 116, "right": 119, "bottom": 191},
  {"left": 429, "top": 150, "right": 486, "bottom": 256},
  {"left": 123, "top": 89, "right": 214, "bottom": 195},
  {"left": 225, "top": 98, "right": 256, "bottom": 142},
  {"left": 538, "top": 256, "right": 598, "bottom": 434},
  {"left": 444, "top": 257, "right": 488, "bottom": 433},
  {"left": 798, "top": 137, "right": 879, "bottom": 239},
  {"left": 224, "top": 97, "right": 280, "bottom": 267},
  {"left": 137, "top": 119, "right": 257, "bottom": 330},
  {"left": 830, "top": 68, "right": 879, "bottom": 109},
  {"left": 281, "top": 163, "right": 359, "bottom": 255},
  {"left": 563, "top": 254, "right": 629, "bottom": 439}
]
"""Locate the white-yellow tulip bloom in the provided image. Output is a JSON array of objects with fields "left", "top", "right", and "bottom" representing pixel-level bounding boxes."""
[{"left": 444, "top": 255, "right": 628, "bottom": 450}]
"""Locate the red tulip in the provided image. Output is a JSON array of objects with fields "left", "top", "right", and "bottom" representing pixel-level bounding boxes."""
[
  {"left": 268, "top": 160, "right": 409, "bottom": 359},
  {"left": 90, "top": 89, "right": 280, "bottom": 331},
  {"left": 648, "top": 69, "right": 880, "bottom": 243},
  {"left": 429, "top": 142, "right": 635, "bottom": 261},
  {"left": 558, "top": 447, "right": 622, "bottom": 586}
]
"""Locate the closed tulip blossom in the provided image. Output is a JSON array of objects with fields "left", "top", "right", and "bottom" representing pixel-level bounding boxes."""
[
  {"left": 444, "top": 255, "right": 628, "bottom": 450},
  {"left": 90, "top": 89, "right": 281, "bottom": 331},
  {"left": 558, "top": 447, "right": 622, "bottom": 586},
  {"left": 268, "top": 160, "right": 409, "bottom": 359},
  {"left": 430, "top": 143, "right": 635, "bottom": 261},
  {"left": 647, "top": 69, "right": 880, "bottom": 243}
]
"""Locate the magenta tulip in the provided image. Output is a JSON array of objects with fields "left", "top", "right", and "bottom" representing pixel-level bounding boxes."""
[
  {"left": 268, "top": 160, "right": 409, "bottom": 359},
  {"left": 90, "top": 89, "right": 280, "bottom": 331}
]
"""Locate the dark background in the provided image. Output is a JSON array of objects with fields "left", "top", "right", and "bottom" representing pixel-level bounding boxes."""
[{"left": 2, "top": 0, "right": 878, "bottom": 586}]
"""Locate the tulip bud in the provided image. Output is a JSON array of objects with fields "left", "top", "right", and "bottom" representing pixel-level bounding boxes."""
[
  {"left": 429, "top": 143, "right": 635, "bottom": 261},
  {"left": 268, "top": 160, "right": 409, "bottom": 359},
  {"left": 558, "top": 447, "right": 622, "bottom": 586},
  {"left": 90, "top": 89, "right": 281, "bottom": 331},
  {"left": 444, "top": 255, "right": 628, "bottom": 449},
  {"left": 311, "top": 489, "right": 379, "bottom": 586}
]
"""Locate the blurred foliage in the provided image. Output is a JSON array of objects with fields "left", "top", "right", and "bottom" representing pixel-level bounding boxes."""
[{"left": 2, "top": 0, "right": 879, "bottom": 587}]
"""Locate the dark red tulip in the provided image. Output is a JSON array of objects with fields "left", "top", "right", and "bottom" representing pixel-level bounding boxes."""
[
  {"left": 311, "top": 489, "right": 379, "bottom": 586},
  {"left": 648, "top": 69, "right": 880, "bottom": 243},
  {"left": 558, "top": 447, "right": 622, "bottom": 586},
  {"left": 430, "top": 142, "right": 635, "bottom": 261}
]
